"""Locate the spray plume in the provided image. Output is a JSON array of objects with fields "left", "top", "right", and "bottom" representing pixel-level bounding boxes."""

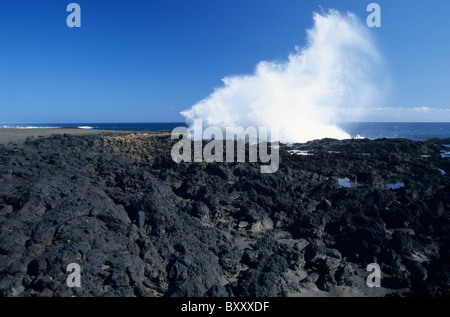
[{"left": 181, "top": 9, "right": 385, "bottom": 143}]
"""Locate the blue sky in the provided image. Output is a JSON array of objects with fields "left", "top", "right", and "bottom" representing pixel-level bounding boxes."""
[{"left": 0, "top": 0, "right": 449, "bottom": 123}]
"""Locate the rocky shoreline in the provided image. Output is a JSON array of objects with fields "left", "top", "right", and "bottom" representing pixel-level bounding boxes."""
[{"left": 0, "top": 132, "right": 449, "bottom": 297}]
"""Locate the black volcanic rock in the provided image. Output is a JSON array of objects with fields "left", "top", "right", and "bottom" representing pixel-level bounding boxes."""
[{"left": 0, "top": 133, "right": 449, "bottom": 297}]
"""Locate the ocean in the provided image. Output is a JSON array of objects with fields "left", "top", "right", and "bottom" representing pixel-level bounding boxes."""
[
  {"left": 1, "top": 122, "right": 450, "bottom": 142},
  {"left": 338, "top": 122, "right": 450, "bottom": 141}
]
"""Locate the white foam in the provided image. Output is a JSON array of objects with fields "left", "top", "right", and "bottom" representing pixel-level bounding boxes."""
[
  {"left": 1, "top": 125, "right": 62, "bottom": 129},
  {"left": 181, "top": 10, "right": 386, "bottom": 143},
  {"left": 338, "top": 177, "right": 360, "bottom": 188},
  {"left": 288, "top": 150, "right": 313, "bottom": 156},
  {"left": 20, "top": 126, "right": 60, "bottom": 129},
  {"left": 440, "top": 150, "right": 450, "bottom": 158},
  {"left": 78, "top": 126, "right": 93, "bottom": 130}
]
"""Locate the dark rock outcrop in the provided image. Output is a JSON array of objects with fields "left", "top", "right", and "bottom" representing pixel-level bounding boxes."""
[{"left": 0, "top": 133, "right": 449, "bottom": 297}]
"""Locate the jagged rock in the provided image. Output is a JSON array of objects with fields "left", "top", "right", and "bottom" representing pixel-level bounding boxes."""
[{"left": 0, "top": 133, "right": 449, "bottom": 297}]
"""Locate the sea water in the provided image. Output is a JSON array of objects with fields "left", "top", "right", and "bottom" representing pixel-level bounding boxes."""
[{"left": 1, "top": 122, "right": 450, "bottom": 142}]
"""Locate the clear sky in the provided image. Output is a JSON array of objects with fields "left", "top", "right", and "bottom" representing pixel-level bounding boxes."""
[{"left": 0, "top": 0, "right": 449, "bottom": 123}]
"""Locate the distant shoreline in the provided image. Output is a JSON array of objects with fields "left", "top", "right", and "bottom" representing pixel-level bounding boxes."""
[{"left": 0, "top": 128, "right": 153, "bottom": 145}]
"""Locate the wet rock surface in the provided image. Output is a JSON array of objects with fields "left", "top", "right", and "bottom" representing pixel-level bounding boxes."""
[{"left": 0, "top": 133, "right": 449, "bottom": 297}]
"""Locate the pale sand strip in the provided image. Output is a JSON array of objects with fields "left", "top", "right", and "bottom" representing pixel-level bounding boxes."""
[{"left": 0, "top": 128, "right": 132, "bottom": 145}]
